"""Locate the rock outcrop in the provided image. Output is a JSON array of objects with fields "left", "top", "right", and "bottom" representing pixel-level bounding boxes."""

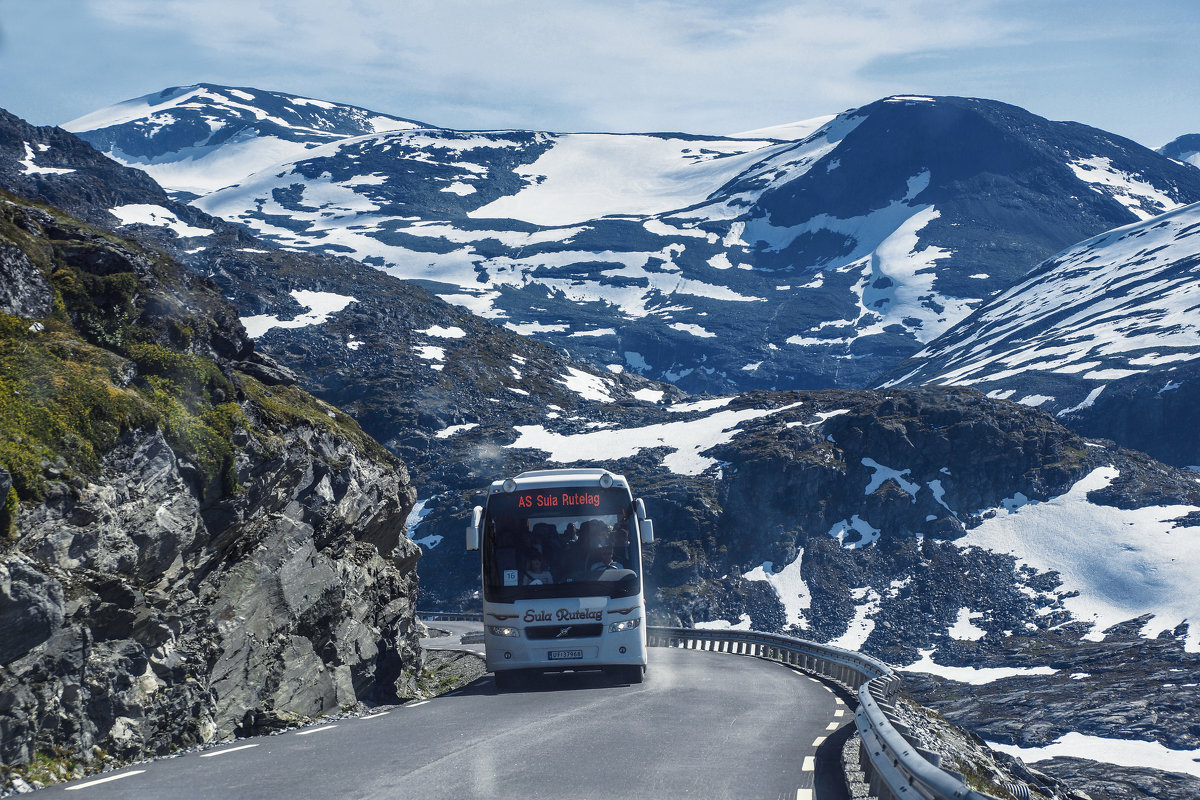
[{"left": 0, "top": 193, "right": 420, "bottom": 789}]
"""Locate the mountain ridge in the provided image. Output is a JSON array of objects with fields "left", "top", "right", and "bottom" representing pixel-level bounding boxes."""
[
  {"left": 880, "top": 200, "right": 1200, "bottom": 468},
  {"left": 74, "top": 89, "right": 1200, "bottom": 392}
]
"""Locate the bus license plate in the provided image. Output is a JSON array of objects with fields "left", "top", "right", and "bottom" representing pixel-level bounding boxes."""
[{"left": 547, "top": 649, "right": 583, "bottom": 660}]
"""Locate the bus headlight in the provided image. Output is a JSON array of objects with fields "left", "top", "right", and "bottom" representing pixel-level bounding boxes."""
[
  {"left": 488, "top": 626, "right": 520, "bottom": 638},
  {"left": 609, "top": 618, "right": 641, "bottom": 633}
]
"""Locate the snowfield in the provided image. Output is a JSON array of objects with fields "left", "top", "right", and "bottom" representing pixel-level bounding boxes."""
[
  {"left": 888, "top": 201, "right": 1200, "bottom": 391},
  {"left": 75, "top": 88, "right": 1200, "bottom": 396},
  {"left": 468, "top": 133, "right": 781, "bottom": 226},
  {"left": 962, "top": 466, "right": 1200, "bottom": 651}
]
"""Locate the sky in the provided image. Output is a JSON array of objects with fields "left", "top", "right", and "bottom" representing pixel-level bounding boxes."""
[{"left": 0, "top": 0, "right": 1197, "bottom": 148}]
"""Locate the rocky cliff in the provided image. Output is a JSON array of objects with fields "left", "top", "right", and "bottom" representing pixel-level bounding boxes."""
[{"left": 0, "top": 193, "right": 421, "bottom": 790}]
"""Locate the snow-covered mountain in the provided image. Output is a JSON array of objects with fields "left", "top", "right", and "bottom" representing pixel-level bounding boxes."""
[
  {"left": 881, "top": 202, "right": 1200, "bottom": 467},
  {"left": 72, "top": 90, "right": 1200, "bottom": 393},
  {"left": 66, "top": 84, "right": 425, "bottom": 197},
  {"left": 1160, "top": 133, "right": 1200, "bottom": 169},
  {"left": 9, "top": 103, "right": 1200, "bottom": 798}
]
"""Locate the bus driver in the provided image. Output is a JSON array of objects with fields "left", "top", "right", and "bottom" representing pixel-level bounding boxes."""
[{"left": 588, "top": 534, "right": 624, "bottom": 575}]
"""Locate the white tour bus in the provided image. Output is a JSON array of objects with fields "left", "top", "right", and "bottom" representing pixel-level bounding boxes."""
[{"left": 466, "top": 468, "right": 654, "bottom": 688}]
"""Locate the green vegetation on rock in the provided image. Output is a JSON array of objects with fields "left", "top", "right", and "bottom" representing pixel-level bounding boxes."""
[{"left": 0, "top": 193, "right": 248, "bottom": 499}]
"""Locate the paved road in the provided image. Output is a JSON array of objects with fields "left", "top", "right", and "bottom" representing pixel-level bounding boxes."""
[
  {"left": 42, "top": 648, "right": 850, "bottom": 799},
  {"left": 422, "top": 619, "right": 486, "bottom": 656}
]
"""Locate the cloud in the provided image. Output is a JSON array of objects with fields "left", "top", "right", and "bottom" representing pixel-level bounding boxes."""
[{"left": 85, "top": 0, "right": 1035, "bottom": 132}]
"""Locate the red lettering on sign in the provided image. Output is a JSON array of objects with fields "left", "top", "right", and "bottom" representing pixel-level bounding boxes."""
[{"left": 516, "top": 490, "right": 604, "bottom": 509}]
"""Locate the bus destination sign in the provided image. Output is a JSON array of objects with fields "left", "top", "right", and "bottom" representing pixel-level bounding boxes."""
[{"left": 516, "top": 490, "right": 602, "bottom": 510}]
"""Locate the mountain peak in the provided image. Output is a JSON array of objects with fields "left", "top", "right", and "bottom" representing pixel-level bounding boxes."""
[
  {"left": 1160, "top": 132, "right": 1200, "bottom": 169},
  {"left": 66, "top": 84, "right": 427, "bottom": 195}
]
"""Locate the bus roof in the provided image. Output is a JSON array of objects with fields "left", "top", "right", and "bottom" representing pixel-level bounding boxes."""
[{"left": 488, "top": 468, "right": 630, "bottom": 492}]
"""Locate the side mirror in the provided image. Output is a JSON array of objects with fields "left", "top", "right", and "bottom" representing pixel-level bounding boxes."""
[
  {"left": 639, "top": 518, "right": 654, "bottom": 544},
  {"left": 635, "top": 498, "right": 648, "bottom": 520},
  {"left": 466, "top": 505, "right": 482, "bottom": 551}
]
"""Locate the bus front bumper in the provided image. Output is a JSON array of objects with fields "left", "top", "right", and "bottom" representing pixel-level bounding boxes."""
[{"left": 485, "top": 624, "right": 648, "bottom": 673}]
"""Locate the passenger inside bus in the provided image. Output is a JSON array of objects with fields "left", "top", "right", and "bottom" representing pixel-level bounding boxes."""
[
  {"left": 522, "top": 553, "right": 554, "bottom": 585},
  {"left": 491, "top": 513, "right": 634, "bottom": 587}
]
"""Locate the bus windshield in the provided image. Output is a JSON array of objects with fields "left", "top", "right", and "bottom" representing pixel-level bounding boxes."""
[{"left": 483, "top": 487, "right": 640, "bottom": 601}]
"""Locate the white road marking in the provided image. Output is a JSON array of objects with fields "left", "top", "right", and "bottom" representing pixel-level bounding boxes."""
[
  {"left": 834, "top": 709, "right": 845, "bottom": 717},
  {"left": 826, "top": 722, "right": 839, "bottom": 731},
  {"left": 796, "top": 789, "right": 813, "bottom": 800},
  {"left": 65, "top": 771, "right": 145, "bottom": 790},
  {"left": 200, "top": 744, "right": 259, "bottom": 758},
  {"left": 802, "top": 756, "right": 815, "bottom": 771},
  {"left": 360, "top": 712, "right": 390, "bottom": 720},
  {"left": 295, "top": 725, "right": 337, "bottom": 736},
  {"left": 407, "top": 700, "right": 430, "bottom": 708},
  {"left": 812, "top": 736, "right": 826, "bottom": 746},
  {"left": 835, "top": 697, "right": 845, "bottom": 705}
]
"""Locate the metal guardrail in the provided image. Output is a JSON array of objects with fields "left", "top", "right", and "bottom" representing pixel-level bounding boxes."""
[
  {"left": 417, "top": 613, "right": 1003, "bottom": 800},
  {"left": 418, "top": 611, "right": 484, "bottom": 622}
]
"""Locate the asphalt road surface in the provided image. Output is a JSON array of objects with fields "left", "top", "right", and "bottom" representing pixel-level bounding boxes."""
[
  {"left": 422, "top": 619, "right": 486, "bottom": 656},
  {"left": 42, "top": 647, "right": 850, "bottom": 799}
]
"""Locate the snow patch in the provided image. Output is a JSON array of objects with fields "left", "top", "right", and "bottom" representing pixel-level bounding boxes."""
[
  {"left": 1057, "top": 386, "right": 1105, "bottom": 416},
  {"left": 1017, "top": 394, "right": 1054, "bottom": 407},
  {"left": 468, "top": 133, "right": 781, "bottom": 226},
  {"left": 828, "top": 587, "right": 881, "bottom": 649},
  {"left": 239, "top": 290, "right": 357, "bottom": 338},
  {"left": 827, "top": 516, "right": 881, "bottom": 549},
  {"left": 948, "top": 608, "right": 987, "bottom": 641},
  {"left": 435, "top": 423, "right": 479, "bottom": 439},
  {"left": 506, "top": 401, "right": 802, "bottom": 476},
  {"left": 862, "top": 458, "right": 920, "bottom": 498},
  {"left": 694, "top": 614, "right": 753, "bottom": 630},
  {"left": 743, "top": 554, "right": 812, "bottom": 629},
  {"left": 19, "top": 142, "right": 74, "bottom": 175},
  {"left": 669, "top": 322, "right": 716, "bottom": 338},
  {"left": 416, "top": 325, "right": 466, "bottom": 339},
  {"left": 990, "top": 732, "right": 1200, "bottom": 780},
  {"left": 109, "top": 204, "right": 211, "bottom": 237},
  {"left": 555, "top": 367, "right": 614, "bottom": 403},
  {"left": 902, "top": 649, "right": 1057, "bottom": 684}
]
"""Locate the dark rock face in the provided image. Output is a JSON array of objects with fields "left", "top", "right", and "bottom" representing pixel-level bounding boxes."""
[
  {"left": 901, "top": 627, "right": 1200, "bottom": 800},
  {"left": 0, "top": 108, "right": 177, "bottom": 230},
  {"left": 1033, "top": 758, "right": 1200, "bottom": 800},
  {"left": 0, "top": 193, "right": 421, "bottom": 787},
  {"left": 1062, "top": 360, "right": 1200, "bottom": 470},
  {"left": 0, "top": 555, "right": 64, "bottom": 666}
]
